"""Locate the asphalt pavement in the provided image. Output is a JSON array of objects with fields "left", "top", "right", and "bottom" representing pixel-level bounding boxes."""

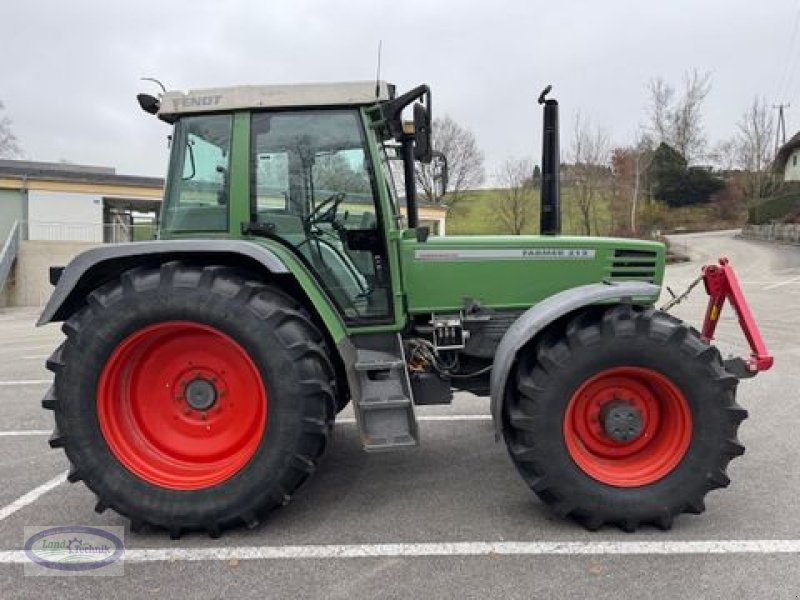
[{"left": 0, "top": 230, "right": 798, "bottom": 599}]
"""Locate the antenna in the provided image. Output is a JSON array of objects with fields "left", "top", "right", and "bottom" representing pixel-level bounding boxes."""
[{"left": 375, "top": 40, "right": 383, "bottom": 98}]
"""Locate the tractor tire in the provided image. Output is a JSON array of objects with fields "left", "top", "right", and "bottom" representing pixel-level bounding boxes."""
[
  {"left": 43, "top": 262, "right": 336, "bottom": 538},
  {"left": 503, "top": 303, "right": 746, "bottom": 532}
]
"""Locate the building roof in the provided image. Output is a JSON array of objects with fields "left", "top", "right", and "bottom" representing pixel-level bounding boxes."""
[
  {"left": 158, "top": 81, "right": 395, "bottom": 120},
  {"left": 774, "top": 132, "right": 800, "bottom": 172},
  {"left": 0, "top": 159, "right": 163, "bottom": 189}
]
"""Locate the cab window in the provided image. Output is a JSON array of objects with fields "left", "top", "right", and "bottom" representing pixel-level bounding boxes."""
[{"left": 163, "top": 114, "right": 232, "bottom": 233}]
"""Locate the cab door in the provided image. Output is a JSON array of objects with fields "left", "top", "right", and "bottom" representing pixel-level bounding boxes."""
[{"left": 249, "top": 109, "right": 393, "bottom": 324}]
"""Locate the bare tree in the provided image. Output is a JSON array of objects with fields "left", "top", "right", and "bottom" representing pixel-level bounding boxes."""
[
  {"left": 732, "top": 97, "right": 775, "bottom": 201},
  {"left": 673, "top": 70, "right": 711, "bottom": 161},
  {"left": 313, "top": 153, "right": 371, "bottom": 193},
  {"left": 570, "top": 114, "right": 610, "bottom": 236},
  {"left": 646, "top": 70, "right": 711, "bottom": 163},
  {"left": 416, "top": 115, "right": 485, "bottom": 210},
  {"left": 0, "top": 100, "right": 21, "bottom": 158},
  {"left": 494, "top": 158, "right": 535, "bottom": 235},
  {"left": 629, "top": 136, "right": 655, "bottom": 234},
  {"left": 647, "top": 79, "right": 674, "bottom": 147},
  {"left": 709, "top": 138, "right": 738, "bottom": 172}
]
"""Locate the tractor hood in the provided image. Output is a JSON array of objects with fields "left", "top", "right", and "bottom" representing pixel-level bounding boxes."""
[{"left": 399, "top": 235, "right": 665, "bottom": 313}]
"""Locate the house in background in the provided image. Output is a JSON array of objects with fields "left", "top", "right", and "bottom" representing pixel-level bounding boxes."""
[
  {"left": 0, "top": 159, "right": 163, "bottom": 243},
  {"left": 774, "top": 133, "right": 800, "bottom": 181}
]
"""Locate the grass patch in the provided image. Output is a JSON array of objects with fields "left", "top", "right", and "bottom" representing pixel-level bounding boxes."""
[
  {"left": 446, "top": 188, "right": 613, "bottom": 236},
  {"left": 445, "top": 187, "right": 742, "bottom": 236}
]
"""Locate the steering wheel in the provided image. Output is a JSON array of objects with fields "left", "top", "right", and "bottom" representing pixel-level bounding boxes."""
[{"left": 306, "top": 192, "right": 347, "bottom": 227}]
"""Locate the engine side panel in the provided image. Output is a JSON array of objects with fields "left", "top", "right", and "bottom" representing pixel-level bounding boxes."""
[{"left": 400, "top": 235, "right": 665, "bottom": 313}]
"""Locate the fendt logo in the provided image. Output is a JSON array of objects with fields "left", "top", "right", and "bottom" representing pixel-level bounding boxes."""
[{"left": 171, "top": 95, "right": 223, "bottom": 111}]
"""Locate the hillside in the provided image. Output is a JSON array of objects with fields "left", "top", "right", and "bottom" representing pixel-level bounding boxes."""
[{"left": 444, "top": 187, "right": 745, "bottom": 236}]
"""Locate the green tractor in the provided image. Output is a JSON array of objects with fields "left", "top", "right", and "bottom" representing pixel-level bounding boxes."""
[{"left": 40, "top": 81, "right": 771, "bottom": 537}]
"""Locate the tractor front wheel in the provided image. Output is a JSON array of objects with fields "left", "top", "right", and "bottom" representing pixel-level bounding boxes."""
[
  {"left": 44, "top": 263, "right": 336, "bottom": 537},
  {"left": 503, "top": 304, "right": 746, "bottom": 531}
]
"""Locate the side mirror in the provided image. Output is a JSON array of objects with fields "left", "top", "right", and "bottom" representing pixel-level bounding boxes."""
[
  {"left": 137, "top": 93, "right": 160, "bottom": 115},
  {"left": 432, "top": 151, "right": 449, "bottom": 198},
  {"left": 413, "top": 102, "right": 432, "bottom": 164}
]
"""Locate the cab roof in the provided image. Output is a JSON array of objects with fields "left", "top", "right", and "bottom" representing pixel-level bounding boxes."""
[{"left": 158, "top": 80, "right": 395, "bottom": 120}]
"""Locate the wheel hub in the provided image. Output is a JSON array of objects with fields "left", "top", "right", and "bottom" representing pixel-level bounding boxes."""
[
  {"left": 184, "top": 378, "right": 218, "bottom": 411},
  {"left": 563, "top": 367, "right": 693, "bottom": 487},
  {"left": 601, "top": 400, "right": 644, "bottom": 443}
]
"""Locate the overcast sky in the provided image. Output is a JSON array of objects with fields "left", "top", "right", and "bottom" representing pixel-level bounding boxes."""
[{"left": 2, "top": 0, "right": 799, "bottom": 182}]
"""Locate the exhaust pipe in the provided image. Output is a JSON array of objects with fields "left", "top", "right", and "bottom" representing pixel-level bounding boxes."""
[{"left": 538, "top": 85, "right": 561, "bottom": 236}]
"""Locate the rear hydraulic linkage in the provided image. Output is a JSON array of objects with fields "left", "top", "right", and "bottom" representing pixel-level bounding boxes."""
[
  {"left": 700, "top": 257, "right": 773, "bottom": 378},
  {"left": 661, "top": 257, "right": 773, "bottom": 378}
]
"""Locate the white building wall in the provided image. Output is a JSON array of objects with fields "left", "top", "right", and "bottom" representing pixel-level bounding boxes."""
[
  {"left": 784, "top": 148, "right": 800, "bottom": 181},
  {"left": 27, "top": 190, "right": 104, "bottom": 241},
  {"left": 7, "top": 240, "right": 100, "bottom": 306}
]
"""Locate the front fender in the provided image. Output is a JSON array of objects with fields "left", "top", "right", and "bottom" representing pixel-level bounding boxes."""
[{"left": 489, "top": 281, "right": 661, "bottom": 438}]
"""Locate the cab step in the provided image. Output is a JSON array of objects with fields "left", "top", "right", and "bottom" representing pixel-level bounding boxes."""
[{"left": 350, "top": 333, "right": 418, "bottom": 451}]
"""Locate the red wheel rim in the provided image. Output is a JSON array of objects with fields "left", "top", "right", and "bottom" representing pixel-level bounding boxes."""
[
  {"left": 563, "top": 367, "right": 692, "bottom": 487},
  {"left": 97, "top": 321, "right": 267, "bottom": 490}
]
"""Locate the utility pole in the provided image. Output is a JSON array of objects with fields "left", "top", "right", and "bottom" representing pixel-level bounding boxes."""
[{"left": 773, "top": 103, "right": 790, "bottom": 156}]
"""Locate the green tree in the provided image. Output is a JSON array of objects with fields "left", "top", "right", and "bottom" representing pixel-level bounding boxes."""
[
  {"left": 649, "top": 142, "right": 723, "bottom": 207},
  {"left": 650, "top": 143, "right": 687, "bottom": 205}
]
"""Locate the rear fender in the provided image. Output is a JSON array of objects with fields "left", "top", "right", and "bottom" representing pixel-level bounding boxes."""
[
  {"left": 37, "top": 239, "right": 348, "bottom": 345},
  {"left": 489, "top": 281, "right": 661, "bottom": 438}
]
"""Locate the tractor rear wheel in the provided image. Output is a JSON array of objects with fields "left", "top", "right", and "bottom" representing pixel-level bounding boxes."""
[
  {"left": 44, "top": 262, "right": 336, "bottom": 537},
  {"left": 503, "top": 304, "right": 746, "bottom": 531}
]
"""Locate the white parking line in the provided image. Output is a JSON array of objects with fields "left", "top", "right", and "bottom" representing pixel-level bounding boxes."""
[
  {"left": 0, "top": 380, "right": 51, "bottom": 386},
  {"left": 0, "top": 540, "right": 799, "bottom": 564},
  {"left": 764, "top": 275, "right": 800, "bottom": 291},
  {"left": 0, "top": 472, "right": 66, "bottom": 522},
  {"left": 20, "top": 355, "right": 49, "bottom": 361},
  {"left": 0, "top": 344, "right": 58, "bottom": 352},
  {"left": 0, "top": 430, "right": 50, "bottom": 437}
]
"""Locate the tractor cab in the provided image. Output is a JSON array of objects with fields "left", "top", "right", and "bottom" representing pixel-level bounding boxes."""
[{"left": 142, "top": 81, "right": 438, "bottom": 325}]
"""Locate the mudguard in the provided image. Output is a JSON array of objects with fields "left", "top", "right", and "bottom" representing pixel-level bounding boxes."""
[
  {"left": 37, "top": 239, "right": 289, "bottom": 326},
  {"left": 489, "top": 281, "right": 661, "bottom": 437}
]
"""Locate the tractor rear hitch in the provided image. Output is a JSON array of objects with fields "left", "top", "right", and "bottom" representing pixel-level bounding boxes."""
[{"left": 701, "top": 257, "right": 773, "bottom": 378}]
